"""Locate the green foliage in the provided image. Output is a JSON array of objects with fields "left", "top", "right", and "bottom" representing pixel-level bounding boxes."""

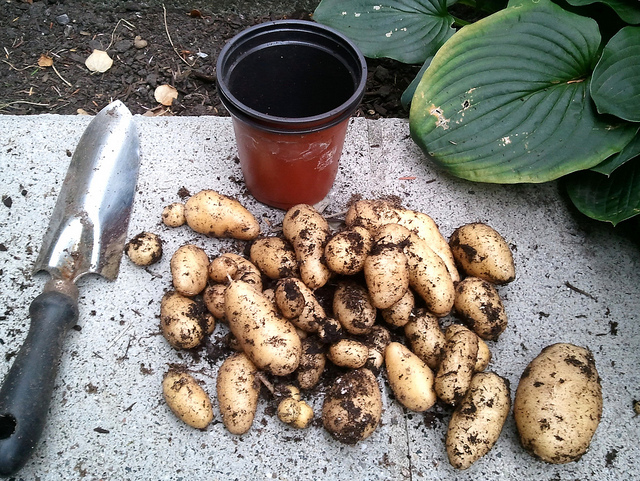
[{"left": 313, "top": 0, "right": 640, "bottom": 225}]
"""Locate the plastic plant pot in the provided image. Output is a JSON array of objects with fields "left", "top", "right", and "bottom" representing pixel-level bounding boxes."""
[{"left": 217, "top": 20, "right": 367, "bottom": 209}]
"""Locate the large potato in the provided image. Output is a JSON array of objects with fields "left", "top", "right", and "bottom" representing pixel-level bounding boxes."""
[
  {"left": 224, "top": 280, "right": 301, "bottom": 376},
  {"left": 385, "top": 342, "right": 436, "bottom": 412},
  {"left": 184, "top": 189, "right": 260, "bottom": 240},
  {"left": 170, "top": 244, "right": 209, "bottom": 297},
  {"left": 160, "top": 291, "right": 212, "bottom": 349},
  {"left": 514, "top": 343, "right": 602, "bottom": 464},
  {"left": 162, "top": 369, "right": 213, "bottom": 429},
  {"left": 446, "top": 372, "right": 511, "bottom": 469},
  {"left": 216, "top": 352, "right": 260, "bottom": 435},
  {"left": 322, "top": 368, "right": 382, "bottom": 444},
  {"left": 454, "top": 276, "right": 508, "bottom": 340},
  {"left": 449, "top": 223, "right": 515, "bottom": 284}
]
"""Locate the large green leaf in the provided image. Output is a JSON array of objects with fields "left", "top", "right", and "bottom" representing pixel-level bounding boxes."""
[
  {"left": 592, "top": 128, "right": 640, "bottom": 175},
  {"left": 590, "top": 26, "right": 640, "bottom": 122},
  {"left": 566, "top": 157, "right": 640, "bottom": 225},
  {"left": 565, "top": 0, "right": 640, "bottom": 24},
  {"left": 313, "top": 0, "right": 456, "bottom": 63},
  {"left": 409, "top": 0, "right": 637, "bottom": 183}
]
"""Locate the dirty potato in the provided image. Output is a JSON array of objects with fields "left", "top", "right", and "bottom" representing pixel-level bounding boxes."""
[
  {"left": 333, "top": 281, "right": 377, "bottom": 335},
  {"left": 125, "top": 231, "right": 163, "bottom": 266},
  {"left": 404, "top": 308, "right": 446, "bottom": 371},
  {"left": 216, "top": 352, "right": 260, "bottom": 435},
  {"left": 324, "top": 226, "right": 372, "bottom": 275},
  {"left": 160, "top": 291, "right": 212, "bottom": 349},
  {"left": 435, "top": 327, "right": 479, "bottom": 405},
  {"left": 454, "top": 277, "right": 508, "bottom": 341},
  {"left": 249, "top": 236, "right": 299, "bottom": 279},
  {"left": 162, "top": 369, "right": 213, "bottom": 429},
  {"left": 161, "top": 202, "right": 185, "bottom": 227},
  {"left": 297, "top": 337, "right": 326, "bottom": 390}
]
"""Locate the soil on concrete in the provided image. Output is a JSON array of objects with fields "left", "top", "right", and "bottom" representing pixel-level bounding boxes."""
[{"left": 0, "top": 1, "right": 422, "bottom": 118}]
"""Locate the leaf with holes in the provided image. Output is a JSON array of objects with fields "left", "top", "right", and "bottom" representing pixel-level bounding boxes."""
[
  {"left": 409, "top": 0, "right": 637, "bottom": 183},
  {"left": 313, "top": 0, "right": 456, "bottom": 64},
  {"left": 566, "top": 157, "right": 640, "bottom": 225}
]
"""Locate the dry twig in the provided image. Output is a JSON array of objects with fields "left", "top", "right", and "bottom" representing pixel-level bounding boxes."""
[{"left": 162, "top": 4, "right": 196, "bottom": 67}]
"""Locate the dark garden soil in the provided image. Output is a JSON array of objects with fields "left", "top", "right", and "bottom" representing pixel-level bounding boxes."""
[{"left": 0, "top": 1, "right": 422, "bottom": 118}]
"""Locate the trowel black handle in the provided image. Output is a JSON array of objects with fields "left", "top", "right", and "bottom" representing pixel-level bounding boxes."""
[{"left": 0, "top": 290, "right": 78, "bottom": 477}]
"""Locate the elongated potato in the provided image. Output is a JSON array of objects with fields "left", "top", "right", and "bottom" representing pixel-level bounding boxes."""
[
  {"left": 322, "top": 368, "right": 382, "bottom": 444},
  {"left": 333, "top": 281, "right": 377, "bottom": 335},
  {"left": 514, "top": 343, "right": 602, "bottom": 464},
  {"left": 297, "top": 337, "right": 326, "bottom": 390},
  {"left": 160, "top": 291, "right": 211, "bottom": 349},
  {"left": 249, "top": 236, "right": 299, "bottom": 279},
  {"left": 163, "top": 369, "right": 213, "bottom": 429},
  {"left": 209, "top": 253, "right": 262, "bottom": 292},
  {"left": 446, "top": 372, "right": 511, "bottom": 469},
  {"left": 435, "top": 327, "right": 478, "bottom": 405},
  {"left": 282, "top": 204, "right": 331, "bottom": 289},
  {"left": 327, "top": 339, "right": 369, "bottom": 369},
  {"left": 184, "top": 189, "right": 260, "bottom": 240},
  {"left": 216, "top": 352, "right": 260, "bottom": 435},
  {"left": 202, "top": 283, "right": 226, "bottom": 321},
  {"left": 385, "top": 342, "right": 436, "bottom": 412},
  {"left": 224, "top": 280, "right": 301, "bottom": 376},
  {"left": 170, "top": 244, "right": 209, "bottom": 297},
  {"left": 324, "top": 226, "right": 372, "bottom": 275},
  {"left": 449, "top": 222, "right": 515, "bottom": 284},
  {"left": 454, "top": 276, "right": 508, "bottom": 341},
  {"left": 404, "top": 308, "right": 445, "bottom": 371},
  {"left": 446, "top": 323, "right": 491, "bottom": 372}
]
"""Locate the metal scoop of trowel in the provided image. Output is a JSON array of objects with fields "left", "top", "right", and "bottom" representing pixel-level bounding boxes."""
[{"left": 0, "top": 100, "right": 140, "bottom": 476}]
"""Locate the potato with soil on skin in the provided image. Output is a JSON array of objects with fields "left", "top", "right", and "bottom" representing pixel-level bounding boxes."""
[
  {"left": 275, "top": 277, "right": 327, "bottom": 333},
  {"left": 202, "top": 283, "right": 226, "bottom": 321},
  {"left": 224, "top": 279, "right": 301, "bottom": 376},
  {"left": 162, "top": 369, "right": 213, "bottom": 429},
  {"left": 385, "top": 342, "right": 436, "bottom": 412},
  {"left": 324, "top": 226, "right": 372, "bottom": 275},
  {"left": 125, "top": 231, "right": 163, "bottom": 266},
  {"left": 216, "top": 352, "right": 260, "bottom": 435},
  {"left": 208, "top": 252, "right": 263, "bottom": 292},
  {"left": 449, "top": 222, "right": 515, "bottom": 285},
  {"left": 327, "top": 339, "right": 369, "bottom": 369},
  {"left": 361, "top": 324, "right": 392, "bottom": 371},
  {"left": 282, "top": 204, "right": 332, "bottom": 289},
  {"left": 381, "top": 289, "right": 414, "bottom": 328},
  {"left": 322, "top": 368, "right": 382, "bottom": 444},
  {"left": 277, "top": 397, "right": 314, "bottom": 429},
  {"left": 333, "top": 281, "right": 377, "bottom": 335},
  {"left": 297, "top": 337, "right": 326, "bottom": 390},
  {"left": 184, "top": 189, "right": 260, "bottom": 240},
  {"left": 170, "top": 244, "right": 209, "bottom": 297},
  {"left": 446, "top": 323, "right": 492, "bottom": 372},
  {"left": 404, "top": 308, "right": 446, "bottom": 371},
  {"left": 514, "top": 343, "right": 603, "bottom": 464},
  {"left": 454, "top": 277, "right": 508, "bottom": 341},
  {"left": 249, "top": 236, "right": 299, "bottom": 280},
  {"left": 161, "top": 202, "right": 185, "bottom": 227},
  {"left": 160, "top": 291, "right": 213, "bottom": 349},
  {"left": 446, "top": 372, "right": 511, "bottom": 470},
  {"left": 435, "top": 326, "right": 479, "bottom": 405}
]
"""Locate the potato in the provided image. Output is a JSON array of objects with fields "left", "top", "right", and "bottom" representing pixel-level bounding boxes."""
[
  {"left": 327, "top": 339, "right": 369, "bottom": 369},
  {"left": 160, "top": 291, "right": 212, "bottom": 349},
  {"left": 202, "top": 283, "right": 226, "bottom": 321},
  {"left": 224, "top": 280, "right": 301, "bottom": 376},
  {"left": 275, "top": 277, "right": 325, "bottom": 333},
  {"left": 297, "top": 337, "right": 326, "bottom": 390},
  {"left": 282, "top": 204, "right": 331, "bottom": 289},
  {"left": 454, "top": 277, "right": 508, "bottom": 341},
  {"left": 208, "top": 252, "right": 263, "bottom": 292},
  {"left": 435, "top": 327, "right": 478, "bottom": 405},
  {"left": 170, "top": 244, "right": 209, "bottom": 297},
  {"left": 404, "top": 308, "right": 445, "bottom": 371},
  {"left": 362, "top": 325, "right": 392, "bottom": 371},
  {"left": 449, "top": 223, "right": 515, "bottom": 284},
  {"left": 184, "top": 189, "right": 260, "bottom": 240},
  {"left": 514, "top": 343, "right": 602, "bottom": 464},
  {"left": 333, "top": 281, "right": 376, "bottom": 335},
  {"left": 249, "top": 236, "right": 299, "bottom": 279},
  {"left": 381, "top": 289, "right": 414, "bottom": 328},
  {"left": 277, "top": 397, "right": 314, "bottom": 429},
  {"left": 385, "top": 342, "right": 436, "bottom": 412},
  {"left": 216, "top": 352, "right": 260, "bottom": 435},
  {"left": 345, "top": 199, "right": 460, "bottom": 282},
  {"left": 161, "top": 202, "right": 185, "bottom": 227},
  {"left": 125, "top": 231, "right": 163, "bottom": 266},
  {"left": 446, "top": 323, "right": 492, "bottom": 372},
  {"left": 162, "top": 369, "right": 213, "bottom": 429},
  {"left": 324, "top": 226, "right": 372, "bottom": 275},
  {"left": 446, "top": 372, "right": 511, "bottom": 469},
  {"left": 322, "top": 368, "right": 382, "bottom": 444}
]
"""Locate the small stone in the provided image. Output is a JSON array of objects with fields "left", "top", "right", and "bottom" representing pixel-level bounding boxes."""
[
  {"left": 134, "top": 36, "right": 148, "bottom": 49},
  {"left": 55, "top": 14, "right": 70, "bottom": 25},
  {"left": 114, "top": 40, "right": 133, "bottom": 53}
]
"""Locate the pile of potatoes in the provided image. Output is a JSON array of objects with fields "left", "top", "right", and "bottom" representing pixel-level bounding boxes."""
[{"left": 127, "top": 190, "right": 602, "bottom": 469}]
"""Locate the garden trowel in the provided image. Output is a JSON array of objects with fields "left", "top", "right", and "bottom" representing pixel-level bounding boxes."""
[{"left": 0, "top": 100, "right": 140, "bottom": 476}]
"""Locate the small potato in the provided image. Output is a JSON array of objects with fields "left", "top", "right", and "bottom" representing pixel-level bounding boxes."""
[
  {"left": 454, "top": 277, "right": 508, "bottom": 341},
  {"left": 184, "top": 189, "right": 260, "bottom": 240},
  {"left": 327, "top": 339, "right": 369, "bottom": 369},
  {"left": 297, "top": 337, "right": 326, "bottom": 390},
  {"left": 224, "top": 280, "right": 301, "bottom": 376},
  {"left": 446, "top": 323, "right": 492, "bottom": 372},
  {"left": 170, "top": 244, "right": 209, "bottom": 297},
  {"left": 161, "top": 202, "right": 185, "bottom": 227},
  {"left": 216, "top": 352, "right": 260, "bottom": 435},
  {"left": 202, "top": 283, "right": 226, "bottom": 321},
  {"left": 449, "top": 223, "right": 515, "bottom": 284},
  {"left": 277, "top": 397, "right": 314, "bottom": 429},
  {"left": 249, "top": 236, "right": 299, "bottom": 279},
  {"left": 514, "top": 343, "right": 602, "bottom": 464},
  {"left": 333, "top": 281, "right": 377, "bottom": 335},
  {"left": 404, "top": 309, "right": 445, "bottom": 371},
  {"left": 435, "top": 327, "right": 478, "bottom": 405},
  {"left": 160, "top": 291, "right": 211, "bottom": 349},
  {"left": 162, "top": 369, "right": 213, "bottom": 429},
  {"left": 385, "top": 342, "right": 436, "bottom": 412},
  {"left": 381, "top": 289, "right": 414, "bottom": 328},
  {"left": 361, "top": 325, "right": 392, "bottom": 371},
  {"left": 282, "top": 204, "right": 331, "bottom": 289},
  {"left": 125, "top": 231, "right": 163, "bottom": 266},
  {"left": 322, "top": 368, "right": 382, "bottom": 444},
  {"left": 324, "top": 226, "right": 372, "bottom": 275},
  {"left": 446, "top": 372, "right": 511, "bottom": 469}
]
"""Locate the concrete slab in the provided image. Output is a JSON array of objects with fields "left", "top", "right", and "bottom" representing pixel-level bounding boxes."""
[{"left": 0, "top": 114, "right": 638, "bottom": 480}]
